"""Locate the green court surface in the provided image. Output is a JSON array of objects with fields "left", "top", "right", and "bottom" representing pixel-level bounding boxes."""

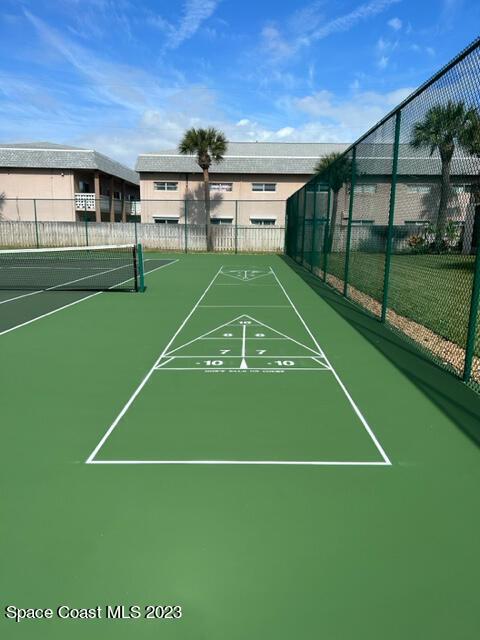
[{"left": 1, "top": 252, "right": 480, "bottom": 639}]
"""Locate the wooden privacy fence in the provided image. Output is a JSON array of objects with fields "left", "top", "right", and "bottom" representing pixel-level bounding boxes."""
[{"left": 0, "top": 220, "right": 285, "bottom": 253}]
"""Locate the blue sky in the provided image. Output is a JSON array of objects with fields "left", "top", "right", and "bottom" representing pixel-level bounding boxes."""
[{"left": 0, "top": 0, "right": 478, "bottom": 165}]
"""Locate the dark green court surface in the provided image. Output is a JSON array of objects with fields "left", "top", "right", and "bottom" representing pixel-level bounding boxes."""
[{"left": 1, "top": 253, "right": 480, "bottom": 639}]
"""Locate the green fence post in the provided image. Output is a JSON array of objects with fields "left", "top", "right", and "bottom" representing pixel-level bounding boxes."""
[
  {"left": 300, "top": 186, "right": 308, "bottom": 265},
  {"left": 381, "top": 110, "right": 402, "bottom": 323},
  {"left": 84, "top": 204, "right": 89, "bottom": 246},
  {"left": 235, "top": 200, "right": 238, "bottom": 254},
  {"left": 33, "top": 199, "right": 40, "bottom": 248},
  {"left": 463, "top": 242, "right": 480, "bottom": 382},
  {"left": 343, "top": 146, "right": 357, "bottom": 298},
  {"left": 137, "top": 243, "right": 145, "bottom": 292},
  {"left": 184, "top": 199, "right": 188, "bottom": 253},
  {"left": 295, "top": 191, "right": 301, "bottom": 262},
  {"left": 322, "top": 186, "right": 331, "bottom": 282},
  {"left": 309, "top": 182, "right": 318, "bottom": 272},
  {"left": 134, "top": 214, "right": 138, "bottom": 246}
]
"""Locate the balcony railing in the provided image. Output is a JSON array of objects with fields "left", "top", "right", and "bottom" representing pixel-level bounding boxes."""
[
  {"left": 75, "top": 194, "right": 140, "bottom": 215},
  {"left": 74, "top": 193, "right": 96, "bottom": 211}
]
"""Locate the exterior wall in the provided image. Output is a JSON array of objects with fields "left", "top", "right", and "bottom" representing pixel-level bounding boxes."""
[
  {"left": 138, "top": 172, "right": 311, "bottom": 224},
  {"left": 331, "top": 176, "right": 476, "bottom": 226},
  {"left": 0, "top": 168, "right": 75, "bottom": 221},
  {"left": 0, "top": 168, "right": 139, "bottom": 222}
]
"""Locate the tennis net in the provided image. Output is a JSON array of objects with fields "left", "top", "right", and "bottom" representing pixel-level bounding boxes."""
[{"left": 0, "top": 244, "right": 140, "bottom": 292}]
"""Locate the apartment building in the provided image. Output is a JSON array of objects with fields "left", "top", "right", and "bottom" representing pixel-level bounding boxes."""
[
  {"left": 135, "top": 142, "right": 350, "bottom": 226},
  {"left": 0, "top": 142, "right": 139, "bottom": 222},
  {"left": 305, "top": 144, "right": 480, "bottom": 252}
]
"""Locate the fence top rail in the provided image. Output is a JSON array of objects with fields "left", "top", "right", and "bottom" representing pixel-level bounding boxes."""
[
  {"left": 0, "top": 243, "right": 135, "bottom": 254},
  {"left": 1, "top": 197, "right": 287, "bottom": 203}
]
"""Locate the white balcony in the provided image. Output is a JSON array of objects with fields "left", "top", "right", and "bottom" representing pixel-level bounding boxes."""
[{"left": 75, "top": 192, "right": 96, "bottom": 211}]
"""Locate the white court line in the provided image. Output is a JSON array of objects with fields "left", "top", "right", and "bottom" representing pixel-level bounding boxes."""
[
  {"left": 199, "top": 305, "right": 289, "bottom": 308},
  {"left": 86, "top": 265, "right": 223, "bottom": 464},
  {"left": 0, "top": 292, "right": 102, "bottom": 338},
  {"left": 0, "top": 289, "right": 44, "bottom": 305},
  {"left": 0, "top": 256, "right": 174, "bottom": 306},
  {"left": 0, "top": 259, "right": 178, "bottom": 338},
  {"left": 156, "top": 355, "right": 326, "bottom": 359},
  {"left": 0, "top": 261, "right": 132, "bottom": 305},
  {"left": 270, "top": 268, "right": 391, "bottom": 466},
  {"left": 88, "top": 263, "right": 391, "bottom": 467},
  {"left": 89, "top": 459, "right": 390, "bottom": 466},
  {"left": 153, "top": 367, "right": 330, "bottom": 372},
  {"left": 163, "top": 313, "right": 323, "bottom": 357}
]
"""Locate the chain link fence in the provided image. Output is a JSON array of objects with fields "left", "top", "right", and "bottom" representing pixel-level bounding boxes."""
[
  {"left": 286, "top": 37, "right": 480, "bottom": 393},
  {"left": 0, "top": 198, "right": 285, "bottom": 253}
]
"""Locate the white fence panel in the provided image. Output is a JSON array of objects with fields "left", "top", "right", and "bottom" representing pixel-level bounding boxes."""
[{"left": 0, "top": 221, "right": 285, "bottom": 253}]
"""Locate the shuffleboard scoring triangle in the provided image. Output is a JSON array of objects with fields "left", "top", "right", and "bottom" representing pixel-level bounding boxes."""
[
  {"left": 220, "top": 267, "right": 273, "bottom": 281},
  {"left": 163, "top": 314, "right": 325, "bottom": 358}
]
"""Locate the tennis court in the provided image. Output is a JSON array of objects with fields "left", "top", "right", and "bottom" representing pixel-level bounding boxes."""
[{"left": 2, "top": 250, "right": 480, "bottom": 639}]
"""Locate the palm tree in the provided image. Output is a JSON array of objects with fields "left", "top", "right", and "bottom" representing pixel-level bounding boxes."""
[
  {"left": 179, "top": 127, "right": 228, "bottom": 251},
  {"left": 411, "top": 100, "right": 479, "bottom": 249},
  {"left": 315, "top": 152, "right": 352, "bottom": 252}
]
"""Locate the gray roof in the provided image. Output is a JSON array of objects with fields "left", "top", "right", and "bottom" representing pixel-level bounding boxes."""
[
  {"left": 354, "top": 144, "right": 480, "bottom": 176},
  {"left": 0, "top": 142, "right": 139, "bottom": 185},
  {"left": 136, "top": 141, "right": 350, "bottom": 175}
]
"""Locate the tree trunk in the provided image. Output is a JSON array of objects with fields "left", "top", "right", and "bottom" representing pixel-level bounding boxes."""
[
  {"left": 436, "top": 157, "right": 452, "bottom": 250},
  {"left": 203, "top": 168, "right": 212, "bottom": 251},
  {"left": 327, "top": 189, "right": 339, "bottom": 252}
]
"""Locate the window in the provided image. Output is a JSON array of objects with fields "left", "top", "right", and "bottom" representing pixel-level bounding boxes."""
[
  {"left": 252, "top": 183, "right": 276, "bottom": 192},
  {"left": 153, "top": 217, "right": 179, "bottom": 224},
  {"left": 354, "top": 184, "right": 377, "bottom": 195},
  {"left": 78, "top": 180, "right": 91, "bottom": 193},
  {"left": 154, "top": 181, "right": 178, "bottom": 191},
  {"left": 250, "top": 218, "right": 276, "bottom": 226},
  {"left": 210, "top": 217, "right": 233, "bottom": 225},
  {"left": 407, "top": 184, "right": 432, "bottom": 194},
  {"left": 343, "top": 218, "right": 374, "bottom": 226},
  {"left": 453, "top": 184, "right": 473, "bottom": 194},
  {"left": 113, "top": 191, "right": 121, "bottom": 199},
  {"left": 210, "top": 182, "right": 233, "bottom": 192}
]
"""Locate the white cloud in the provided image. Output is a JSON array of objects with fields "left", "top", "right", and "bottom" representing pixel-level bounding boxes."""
[
  {"left": 150, "top": 0, "right": 221, "bottom": 50},
  {"left": 276, "top": 126, "right": 295, "bottom": 138},
  {"left": 377, "top": 36, "right": 389, "bottom": 51},
  {"left": 292, "top": 86, "right": 414, "bottom": 140},
  {"left": 388, "top": 17, "right": 402, "bottom": 30},
  {"left": 260, "top": 0, "right": 400, "bottom": 61},
  {"left": 261, "top": 25, "right": 296, "bottom": 60},
  {"left": 378, "top": 55, "right": 389, "bottom": 69},
  {"left": 308, "top": 0, "right": 401, "bottom": 43}
]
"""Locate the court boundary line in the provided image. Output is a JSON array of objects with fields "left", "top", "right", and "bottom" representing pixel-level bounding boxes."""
[
  {"left": 0, "top": 257, "right": 173, "bottom": 305},
  {"left": 87, "top": 263, "right": 391, "bottom": 467},
  {"left": 0, "top": 259, "right": 178, "bottom": 338},
  {"left": 89, "top": 460, "right": 391, "bottom": 466},
  {"left": 270, "top": 268, "right": 391, "bottom": 466},
  {"left": 86, "top": 265, "right": 223, "bottom": 464}
]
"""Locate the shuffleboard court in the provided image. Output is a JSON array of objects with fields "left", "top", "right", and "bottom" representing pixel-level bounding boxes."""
[
  {"left": 2, "top": 253, "right": 480, "bottom": 640},
  {"left": 89, "top": 264, "right": 389, "bottom": 464}
]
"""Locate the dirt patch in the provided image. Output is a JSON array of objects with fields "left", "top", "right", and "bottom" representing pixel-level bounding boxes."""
[{"left": 312, "top": 267, "right": 480, "bottom": 385}]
